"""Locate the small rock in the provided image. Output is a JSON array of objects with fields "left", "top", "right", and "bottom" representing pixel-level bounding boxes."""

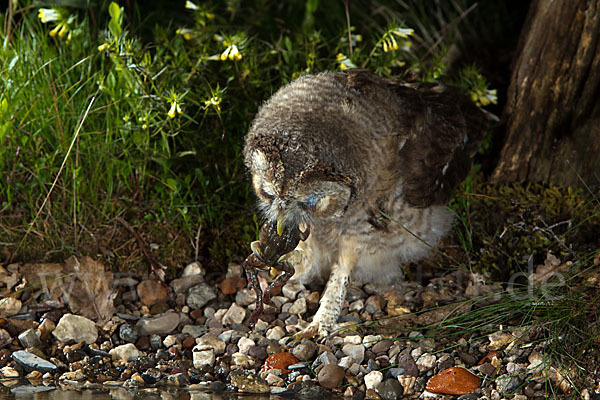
[
  {"left": 495, "top": 373, "right": 523, "bottom": 394},
  {"left": 237, "top": 337, "right": 256, "bottom": 354},
  {"left": 384, "top": 291, "right": 410, "bottom": 316},
  {"left": 141, "top": 368, "right": 162, "bottom": 384},
  {"left": 136, "top": 312, "right": 180, "bottom": 335},
  {"left": 263, "top": 352, "right": 299, "bottom": 373},
  {"left": 110, "top": 343, "right": 143, "bottom": 361},
  {"left": 365, "top": 388, "right": 381, "bottom": 399},
  {"left": 292, "top": 380, "right": 328, "bottom": 399},
  {"left": 365, "top": 295, "right": 384, "bottom": 314},
  {"left": 488, "top": 331, "right": 515, "bottom": 350},
  {"left": 118, "top": 323, "right": 140, "bottom": 343},
  {"left": 363, "top": 335, "right": 383, "bottom": 347},
  {"left": 235, "top": 288, "right": 257, "bottom": 306},
  {"left": 170, "top": 275, "right": 204, "bottom": 295},
  {"left": 164, "top": 372, "right": 189, "bottom": 386},
  {"left": 53, "top": 314, "right": 98, "bottom": 344},
  {"left": 288, "top": 298, "right": 307, "bottom": 314},
  {"left": 416, "top": 353, "right": 436, "bottom": 371},
  {"left": 425, "top": 366, "right": 481, "bottom": 395},
  {"left": 338, "top": 356, "right": 353, "bottom": 369},
  {"left": 1, "top": 366, "right": 19, "bottom": 378},
  {"left": 0, "top": 329, "right": 12, "bottom": 348},
  {"left": 11, "top": 350, "right": 57, "bottom": 373},
  {"left": 18, "top": 329, "right": 41, "bottom": 348},
  {"left": 266, "top": 326, "right": 286, "bottom": 341},
  {"left": 196, "top": 333, "right": 226, "bottom": 355},
  {"left": 282, "top": 281, "right": 305, "bottom": 299},
  {"left": 222, "top": 303, "right": 246, "bottom": 325},
  {"left": 477, "top": 362, "right": 496, "bottom": 377},
  {"left": 229, "top": 369, "right": 269, "bottom": 393},
  {"left": 342, "top": 343, "right": 365, "bottom": 364},
  {"left": 371, "top": 340, "right": 393, "bottom": 354},
  {"left": 163, "top": 334, "right": 178, "bottom": 348},
  {"left": 343, "top": 335, "right": 362, "bottom": 345},
  {"left": 220, "top": 277, "right": 246, "bottom": 295},
  {"left": 231, "top": 352, "right": 257, "bottom": 368},
  {"left": 292, "top": 340, "right": 317, "bottom": 360},
  {"left": 137, "top": 280, "right": 168, "bottom": 306},
  {"left": 193, "top": 348, "right": 215, "bottom": 368},
  {"left": 375, "top": 378, "right": 404, "bottom": 400},
  {"left": 181, "top": 324, "right": 205, "bottom": 338},
  {"left": 183, "top": 261, "right": 205, "bottom": 277},
  {"left": 248, "top": 345, "right": 268, "bottom": 360},
  {"left": 0, "top": 296, "right": 22, "bottom": 316},
  {"left": 187, "top": 283, "right": 217, "bottom": 309},
  {"left": 225, "top": 263, "right": 243, "bottom": 278},
  {"left": 59, "top": 369, "right": 85, "bottom": 381},
  {"left": 397, "top": 375, "right": 416, "bottom": 395},
  {"left": 365, "top": 370, "right": 383, "bottom": 389},
  {"left": 317, "top": 363, "right": 345, "bottom": 389}
]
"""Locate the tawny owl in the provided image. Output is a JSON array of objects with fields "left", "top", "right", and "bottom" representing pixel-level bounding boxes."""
[{"left": 244, "top": 69, "right": 487, "bottom": 336}]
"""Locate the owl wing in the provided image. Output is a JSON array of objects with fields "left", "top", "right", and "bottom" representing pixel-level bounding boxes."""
[{"left": 391, "top": 82, "right": 488, "bottom": 208}]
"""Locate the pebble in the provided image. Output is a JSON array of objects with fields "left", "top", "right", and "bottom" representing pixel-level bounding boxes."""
[
  {"left": 342, "top": 343, "right": 365, "bottom": 364},
  {"left": 344, "top": 334, "right": 363, "bottom": 345},
  {"left": 416, "top": 353, "right": 436, "bottom": 371},
  {"left": 266, "top": 326, "right": 286, "bottom": 340},
  {"left": 109, "top": 343, "right": 143, "bottom": 361},
  {"left": 231, "top": 352, "right": 257, "bottom": 368},
  {"left": 136, "top": 280, "right": 168, "bottom": 306},
  {"left": 181, "top": 324, "right": 205, "bottom": 338},
  {"left": 1, "top": 366, "right": 19, "bottom": 378},
  {"left": 397, "top": 375, "right": 416, "bottom": 395},
  {"left": 196, "top": 333, "right": 226, "bottom": 354},
  {"left": 170, "top": 274, "right": 204, "bottom": 295},
  {"left": 0, "top": 329, "right": 12, "bottom": 348},
  {"left": 288, "top": 297, "right": 307, "bottom": 314},
  {"left": 186, "top": 283, "right": 218, "bottom": 309},
  {"left": 364, "top": 370, "right": 383, "bottom": 389},
  {"left": 488, "top": 331, "right": 515, "bottom": 350},
  {"left": 371, "top": 339, "right": 393, "bottom": 354},
  {"left": 425, "top": 367, "right": 481, "bottom": 395},
  {"left": 193, "top": 347, "right": 215, "bottom": 368},
  {"left": 118, "top": 323, "right": 140, "bottom": 343},
  {"left": 235, "top": 288, "right": 257, "bottom": 306},
  {"left": 282, "top": 281, "right": 305, "bottom": 299},
  {"left": 229, "top": 369, "right": 270, "bottom": 393},
  {"left": 375, "top": 378, "right": 404, "bottom": 400},
  {"left": 222, "top": 303, "right": 246, "bottom": 325},
  {"left": 18, "top": 328, "right": 42, "bottom": 348},
  {"left": 292, "top": 340, "right": 317, "bottom": 360},
  {"left": 11, "top": 350, "right": 57, "bottom": 373},
  {"left": 136, "top": 312, "right": 180, "bottom": 335},
  {"left": 53, "top": 314, "right": 98, "bottom": 344},
  {"left": 0, "top": 296, "right": 22, "bottom": 316},
  {"left": 317, "top": 363, "right": 345, "bottom": 389},
  {"left": 237, "top": 336, "right": 255, "bottom": 354},
  {"left": 263, "top": 352, "right": 299, "bottom": 372}
]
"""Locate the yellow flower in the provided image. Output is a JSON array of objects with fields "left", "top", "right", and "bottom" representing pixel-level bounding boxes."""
[
  {"left": 392, "top": 27, "right": 414, "bottom": 38},
  {"left": 336, "top": 53, "right": 356, "bottom": 70},
  {"left": 176, "top": 28, "right": 193, "bottom": 41},
  {"left": 168, "top": 101, "right": 182, "bottom": 118},
  {"left": 220, "top": 44, "right": 242, "bottom": 61},
  {"left": 38, "top": 8, "right": 60, "bottom": 23},
  {"left": 185, "top": 1, "right": 199, "bottom": 10},
  {"left": 98, "top": 42, "right": 110, "bottom": 51}
]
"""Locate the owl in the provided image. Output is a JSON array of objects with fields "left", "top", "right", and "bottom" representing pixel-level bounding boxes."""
[{"left": 243, "top": 70, "right": 487, "bottom": 336}]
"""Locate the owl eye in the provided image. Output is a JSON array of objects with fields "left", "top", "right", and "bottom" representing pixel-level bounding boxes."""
[{"left": 301, "top": 193, "right": 321, "bottom": 210}]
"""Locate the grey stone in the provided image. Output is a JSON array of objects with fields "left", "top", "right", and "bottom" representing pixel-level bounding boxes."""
[
  {"left": 118, "top": 323, "right": 140, "bottom": 343},
  {"left": 235, "top": 288, "right": 257, "bottom": 306},
  {"left": 18, "top": 329, "right": 41, "bottom": 348},
  {"left": 136, "top": 312, "right": 180, "bottom": 335},
  {"left": 317, "top": 364, "right": 345, "bottom": 389},
  {"left": 170, "top": 274, "right": 204, "bottom": 295},
  {"left": 342, "top": 343, "right": 365, "bottom": 364},
  {"left": 182, "top": 261, "right": 205, "bottom": 277},
  {"left": 292, "top": 339, "right": 317, "bottom": 360},
  {"left": 11, "top": 350, "right": 57, "bottom": 373},
  {"left": 182, "top": 324, "right": 206, "bottom": 338},
  {"left": 375, "top": 378, "right": 404, "bottom": 400},
  {"left": 222, "top": 303, "right": 246, "bottom": 325},
  {"left": 186, "top": 283, "right": 217, "bottom": 309},
  {"left": 53, "top": 314, "right": 98, "bottom": 344}
]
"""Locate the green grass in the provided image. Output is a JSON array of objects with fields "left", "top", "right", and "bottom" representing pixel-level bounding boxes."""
[{"left": 1, "top": 0, "right": 499, "bottom": 269}]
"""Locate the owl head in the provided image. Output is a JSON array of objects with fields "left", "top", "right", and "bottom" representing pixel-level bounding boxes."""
[{"left": 245, "top": 135, "right": 355, "bottom": 236}]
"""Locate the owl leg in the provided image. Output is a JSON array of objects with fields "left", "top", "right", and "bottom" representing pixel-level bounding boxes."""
[{"left": 299, "top": 238, "right": 359, "bottom": 338}]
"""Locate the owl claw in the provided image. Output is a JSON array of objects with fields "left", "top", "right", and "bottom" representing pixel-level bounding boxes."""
[{"left": 295, "top": 322, "right": 330, "bottom": 341}]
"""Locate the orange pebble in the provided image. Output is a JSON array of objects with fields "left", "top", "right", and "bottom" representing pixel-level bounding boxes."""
[
  {"left": 426, "top": 366, "right": 481, "bottom": 395},
  {"left": 262, "top": 352, "right": 299, "bottom": 373}
]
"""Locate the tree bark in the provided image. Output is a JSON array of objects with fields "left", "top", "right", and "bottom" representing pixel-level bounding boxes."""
[{"left": 491, "top": 0, "right": 600, "bottom": 186}]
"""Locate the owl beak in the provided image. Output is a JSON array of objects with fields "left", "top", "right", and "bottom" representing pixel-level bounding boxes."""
[{"left": 276, "top": 214, "right": 285, "bottom": 236}]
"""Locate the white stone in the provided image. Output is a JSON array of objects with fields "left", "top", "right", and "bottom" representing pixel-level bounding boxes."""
[
  {"left": 0, "top": 297, "right": 22, "bottom": 316},
  {"left": 213, "top": 308, "right": 227, "bottom": 322},
  {"left": 416, "top": 353, "right": 436, "bottom": 371},
  {"left": 288, "top": 298, "right": 307, "bottom": 314},
  {"left": 343, "top": 335, "right": 362, "bottom": 345},
  {"left": 196, "top": 334, "right": 226, "bottom": 355},
  {"left": 266, "top": 326, "right": 286, "bottom": 341},
  {"left": 217, "top": 330, "right": 234, "bottom": 343},
  {"left": 53, "top": 314, "right": 98, "bottom": 344},
  {"left": 231, "top": 352, "right": 257, "bottom": 368},
  {"left": 338, "top": 356, "right": 354, "bottom": 369},
  {"left": 364, "top": 370, "right": 383, "bottom": 389},
  {"left": 342, "top": 343, "right": 365, "bottom": 364},
  {"left": 349, "top": 300, "right": 364, "bottom": 312},
  {"left": 225, "top": 263, "right": 243, "bottom": 279},
  {"left": 1, "top": 366, "right": 19, "bottom": 378},
  {"left": 362, "top": 335, "right": 382, "bottom": 348},
  {"left": 265, "top": 373, "right": 284, "bottom": 386},
  {"left": 182, "top": 261, "right": 204, "bottom": 277},
  {"left": 109, "top": 343, "right": 143, "bottom": 361},
  {"left": 237, "top": 337, "right": 256, "bottom": 354},
  {"left": 193, "top": 348, "right": 215, "bottom": 368},
  {"left": 163, "top": 335, "right": 178, "bottom": 348},
  {"left": 282, "top": 281, "right": 305, "bottom": 299},
  {"left": 222, "top": 303, "right": 246, "bottom": 325},
  {"left": 59, "top": 369, "right": 85, "bottom": 381},
  {"left": 254, "top": 319, "right": 269, "bottom": 331},
  {"left": 235, "top": 288, "right": 257, "bottom": 306}
]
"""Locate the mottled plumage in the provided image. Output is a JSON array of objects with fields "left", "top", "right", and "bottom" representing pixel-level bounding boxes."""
[{"left": 244, "top": 70, "right": 487, "bottom": 336}]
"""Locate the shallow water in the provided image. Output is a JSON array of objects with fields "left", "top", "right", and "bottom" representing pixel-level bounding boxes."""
[{"left": 0, "top": 382, "right": 275, "bottom": 400}]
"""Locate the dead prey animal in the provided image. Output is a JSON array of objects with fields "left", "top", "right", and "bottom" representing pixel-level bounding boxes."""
[{"left": 242, "top": 220, "right": 309, "bottom": 327}]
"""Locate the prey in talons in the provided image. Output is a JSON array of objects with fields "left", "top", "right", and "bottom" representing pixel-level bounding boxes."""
[{"left": 242, "top": 219, "right": 309, "bottom": 328}]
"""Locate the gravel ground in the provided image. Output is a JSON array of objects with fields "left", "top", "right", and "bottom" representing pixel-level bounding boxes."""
[{"left": 0, "top": 257, "right": 598, "bottom": 399}]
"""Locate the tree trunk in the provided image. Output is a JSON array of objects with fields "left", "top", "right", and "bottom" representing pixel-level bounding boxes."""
[{"left": 491, "top": 0, "right": 600, "bottom": 186}]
